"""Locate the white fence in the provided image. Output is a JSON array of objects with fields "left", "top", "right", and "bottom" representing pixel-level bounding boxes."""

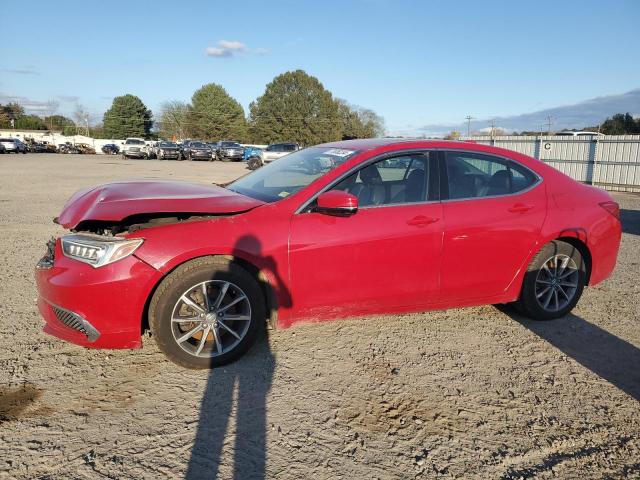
[
  {"left": 462, "top": 135, "right": 640, "bottom": 193},
  {"left": 0, "top": 129, "right": 126, "bottom": 153}
]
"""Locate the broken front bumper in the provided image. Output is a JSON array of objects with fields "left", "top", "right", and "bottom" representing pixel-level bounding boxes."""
[{"left": 35, "top": 239, "right": 163, "bottom": 349}]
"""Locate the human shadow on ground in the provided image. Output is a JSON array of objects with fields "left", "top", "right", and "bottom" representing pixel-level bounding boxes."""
[
  {"left": 185, "top": 235, "right": 290, "bottom": 479},
  {"left": 620, "top": 208, "right": 640, "bottom": 236},
  {"left": 501, "top": 306, "right": 640, "bottom": 402}
]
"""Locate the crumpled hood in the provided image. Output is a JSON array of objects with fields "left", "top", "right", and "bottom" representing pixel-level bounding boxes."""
[{"left": 56, "top": 180, "right": 264, "bottom": 229}]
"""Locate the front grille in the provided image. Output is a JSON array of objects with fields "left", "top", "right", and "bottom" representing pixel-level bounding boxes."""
[{"left": 51, "top": 305, "right": 100, "bottom": 342}]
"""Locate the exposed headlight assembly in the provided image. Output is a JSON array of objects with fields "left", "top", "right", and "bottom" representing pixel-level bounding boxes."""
[{"left": 61, "top": 234, "right": 144, "bottom": 267}]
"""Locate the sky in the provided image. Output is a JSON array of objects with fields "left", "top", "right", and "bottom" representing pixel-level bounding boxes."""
[{"left": 1, "top": 0, "right": 639, "bottom": 135}]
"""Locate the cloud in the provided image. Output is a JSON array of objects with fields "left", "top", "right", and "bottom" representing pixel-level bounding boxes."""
[
  {"left": 58, "top": 95, "right": 80, "bottom": 103},
  {"left": 205, "top": 40, "right": 268, "bottom": 58},
  {"left": 0, "top": 93, "right": 58, "bottom": 114},
  {"left": 205, "top": 40, "right": 247, "bottom": 57},
  {"left": 0, "top": 67, "right": 39, "bottom": 75},
  {"left": 408, "top": 88, "right": 640, "bottom": 136}
]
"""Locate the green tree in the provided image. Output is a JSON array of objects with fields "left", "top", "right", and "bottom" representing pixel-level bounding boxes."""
[
  {"left": 15, "top": 115, "right": 47, "bottom": 130},
  {"left": 249, "top": 70, "right": 341, "bottom": 145},
  {"left": 102, "top": 94, "right": 152, "bottom": 139},
  {"left": 444, "top": 130, "right": 461, "bottom": 140},
  {"left": 158, "top": 100, "right": 191, "bottom": 140},
  {"left": 0, "top": 109, "right": 11, "bottom": 128},
  {"left": 336, "top": 99, "right": 385, "bottom": 139},
  {"left": 44, "top": 114, "right": 75, "bottom": 131},
  {"left": 4, "top": 102, "right": 25, "bottom": 118},
  {"left": 600, "top": 113, "right": 640, "bottom": 135},
  {"left": 189, "top": 84, "right": 247, "bottom": 141}
]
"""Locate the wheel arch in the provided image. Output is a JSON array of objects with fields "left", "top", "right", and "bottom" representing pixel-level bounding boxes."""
[
  {"left": 140, "top": 253, "right": 278, "bottom": 335},
  {"left": 555, "top": 236, "right": 592, "bottom": 285}
]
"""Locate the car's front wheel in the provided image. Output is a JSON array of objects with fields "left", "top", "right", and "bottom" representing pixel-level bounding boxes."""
[
  {"left": 149, "top": 257, "right": 265, "bottom": 369},
  {"left": 515, "top": 240, "right": 586, "bottom": 320},
  {"left": 247, "top": 156, "right": 263, "bottom": 170}
]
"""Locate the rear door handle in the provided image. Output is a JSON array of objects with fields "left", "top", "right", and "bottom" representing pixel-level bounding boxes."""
[
  {"left": 407, "top": 215, "right": 439, "bottom": 227},
  {"left": 508, "top": 203, "right": 534, "bottom": 213}
]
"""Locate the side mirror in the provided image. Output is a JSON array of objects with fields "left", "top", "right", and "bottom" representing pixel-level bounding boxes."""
[{"left": 316, "top": 190, "right": 358, "bottom": 217}]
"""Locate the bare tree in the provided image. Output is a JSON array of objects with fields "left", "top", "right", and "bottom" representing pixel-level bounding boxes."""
[{"left": 158, "top": 100, "right": 190, "bottom": 140}]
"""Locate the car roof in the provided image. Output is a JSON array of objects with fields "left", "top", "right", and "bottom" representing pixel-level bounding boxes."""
[{"left": 316, "top": 138, "right": 489, "bottom": 151}]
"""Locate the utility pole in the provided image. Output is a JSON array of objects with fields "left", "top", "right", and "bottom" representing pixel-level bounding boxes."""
[
  {"left": 85, "top": 115, "right": 90, "bottom": 136},
  {"left": 465, "top": 115, "right": 475, "bottom": 137},
  {"left": 489, "top": 119, "right": 496, "bottom": 138},
  {"left": 546, "top": 115, "right": 553, "bottom": 135}
]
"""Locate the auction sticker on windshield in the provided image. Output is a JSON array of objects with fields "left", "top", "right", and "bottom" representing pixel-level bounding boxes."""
[{"left": 323, "top": 149, "right": 356, "bottom": 157}]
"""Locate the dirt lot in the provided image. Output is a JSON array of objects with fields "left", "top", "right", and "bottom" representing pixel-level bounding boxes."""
[{"left": 0, "top": 154, "right": 639, "bottom": 479}]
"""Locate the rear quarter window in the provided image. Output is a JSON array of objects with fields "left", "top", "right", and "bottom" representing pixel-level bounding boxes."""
[{"left": 509, "top": 161, "right": 538, "bottom": 193}]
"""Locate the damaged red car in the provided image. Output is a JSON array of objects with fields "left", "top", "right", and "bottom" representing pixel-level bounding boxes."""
[{"left": 35, "top": 139, "right": 621, "bottom": 368}]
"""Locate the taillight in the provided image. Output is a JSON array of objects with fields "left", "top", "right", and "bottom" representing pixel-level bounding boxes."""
[{"left": 599, "top": 201, "right": 620, "bottom": 221}]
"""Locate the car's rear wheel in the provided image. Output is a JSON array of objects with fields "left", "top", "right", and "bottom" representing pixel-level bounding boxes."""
[
  {"left": 515, "top": 240, "right": 586, "bottom": 320},
  {"left": 247, "top": 156, "right": 263, "bottom": 170},
  {"left": 149, "top": 257, "right": 265, "bottom": 369}
]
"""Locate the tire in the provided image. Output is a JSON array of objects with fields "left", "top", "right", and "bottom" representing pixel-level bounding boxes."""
[
  {"left": 247, "top": 156, "right": 263, "bottom": 170},
  {"left": 149, "top": 257, "right": 265, "bottom": 369},
  {"left": 514, "top": 240, "right": 586, "bottom": 320}
]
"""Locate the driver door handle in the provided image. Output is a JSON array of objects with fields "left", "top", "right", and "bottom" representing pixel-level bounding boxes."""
[{"left": 407, "top": 215, "right": 439, "bottom": 227}]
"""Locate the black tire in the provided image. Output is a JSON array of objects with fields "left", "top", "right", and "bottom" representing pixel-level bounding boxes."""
[
  {"left": 149, "top": 257, "right": 265, "bottom": 369},
  {"left": 514, "top": 240, "right": 586, "bottom": 320},
  {"left": 247, "top": 156, "right": 263, "bottom": 170}
]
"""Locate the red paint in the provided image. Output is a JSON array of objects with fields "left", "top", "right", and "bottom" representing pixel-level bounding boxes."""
[
  {"left": 36, "top": 139, "right": 622, "bottom": 349},
  {"left": 56, "top": 180, "right": 264, "bottom": 229},
  {"left": 316, "top": 190, "right": 359, "bottom": 213}
]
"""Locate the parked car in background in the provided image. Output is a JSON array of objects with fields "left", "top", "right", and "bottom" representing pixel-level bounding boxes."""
[
  {"left": 122, "top": 138, "right": 148, "bottom": 159},
  {"left": 0, "top": 137, "right": 28, "bottom": 154},
  {"left": 555, "top": 131, "right": 604, "bottom": 137},
  {"left": 243, "top": 146, "right": 264, "bottom": 170},
  {"left": 76, "top": 144, "right": 96, "bottom": 155},
  {"left": 27, "top": 141, "right": 47, "bottom": 153},
  {"left": 179, "top": 140, "right": 194, "bottom": 160},
  {"left": 216, "top": 141, "right": 244, "bottom": 162},
  {"left": 58, "top": 142, "right": 81, "bottom": 154},
  {"left": 33, "top": 139, "right": 622, "bottom": 368},
  {"left": 156, "top": 141, "right": 181, "bottom": 160},
  {"left": 206, "top": 142, "right": 218, "bottom": 154},
  {"left": 102, "top": 144, "right": 120, "bottom": 155},
  {"left": 262, "top": 142, "right": 299, "bottom": 163},
  {"left": 144, "top": 142, "right": 157, "bottom": 159},
  {"left": 184, "top": 141, "right": 213, "bottom": 161}
]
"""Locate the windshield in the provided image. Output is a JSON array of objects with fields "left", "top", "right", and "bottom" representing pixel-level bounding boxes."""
[
  {"left": 228, "top": 146, "right": 359, "bottom": 203},
  {"left": 221, "top": 142, "right": 241, "bottom": 148},
  {"left": 126, "top": 139, "right": 145, "bottom": 145},
  {"left": 191, "top": 142, "right": 206, "bottom": 148},
  {"left": 160, "top": 141, "right": 177, "bottom": 147}
]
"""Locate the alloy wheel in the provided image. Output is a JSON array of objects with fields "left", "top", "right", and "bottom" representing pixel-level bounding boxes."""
[
  {"left": 534, "top": 254, "right": 579, "bottom": 312},
  {"left": 170, "top": 280, "right": 252, "bottom": 358}
]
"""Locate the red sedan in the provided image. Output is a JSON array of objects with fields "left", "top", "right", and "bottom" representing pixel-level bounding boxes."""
[{"left": 35, "top": 139, "right": 621, "bottom": 368}]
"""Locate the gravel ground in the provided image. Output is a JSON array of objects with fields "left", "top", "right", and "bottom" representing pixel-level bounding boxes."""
[{"left": 0, "top": 154, "right": 639, "bottom": 480}]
